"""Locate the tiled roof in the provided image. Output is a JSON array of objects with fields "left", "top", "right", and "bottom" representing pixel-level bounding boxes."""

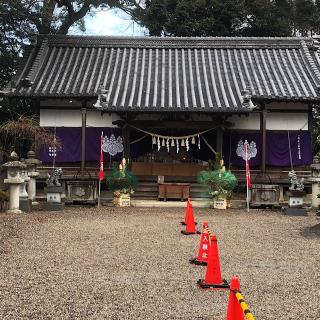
[{"left": 4, "top": 35, "right": 320, "bottom": 112}]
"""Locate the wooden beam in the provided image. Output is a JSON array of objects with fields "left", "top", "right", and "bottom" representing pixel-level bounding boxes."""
[
  {"left": 260, "top": 107, "right": 267, "bottom": 173},
  {"left": 216, "top": 127, "right": 223, "bottom": 156},
  {"left": 126, "top": 120, "right": 232, "bottom": 130},
  {"left": 80, "top": 102, "right": 87, "bottom": 173}
]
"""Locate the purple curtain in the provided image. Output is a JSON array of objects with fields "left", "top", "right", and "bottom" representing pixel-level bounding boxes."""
[
  {"left": 40, "top": 127, "right": 312, "bottom": 167},
  {"left": 40, "top": 127, "right": 82, "bottom": 163},
  {"left": 40, "top": 127, "right": 123, "bottom": 163},
  {"left": 266, "top": 131, "right": 312, "bottom": 166},
  {"left": 223, "top": 130, "right": 311, "bottom": 168}
]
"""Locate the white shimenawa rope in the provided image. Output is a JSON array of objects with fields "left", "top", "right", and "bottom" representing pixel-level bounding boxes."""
[{"left": 126, "top": 122, "right": 219, "bottom": 140}]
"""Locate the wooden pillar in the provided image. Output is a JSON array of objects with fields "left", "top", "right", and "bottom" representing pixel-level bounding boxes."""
[
  {"left": 80, "top": 102, "right": 87, "bottom": 173},
  {"left": 260, "top": 108, "right": 267, "bottom": 173},
  {"left": 216, "top": 127, "right": 223, "bottom": 157},
  {"left": 122, "top": 125, "right": 130, "bottom": 160}
]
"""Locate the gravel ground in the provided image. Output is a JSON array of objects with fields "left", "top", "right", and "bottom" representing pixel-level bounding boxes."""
[{"left": 0, "top": 206, "right": 319, "bottom": 320}]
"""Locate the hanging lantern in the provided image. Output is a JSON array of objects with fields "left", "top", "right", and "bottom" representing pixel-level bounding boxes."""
[
  {"left": 181, "top": 139, "right": 185, "bottom": 147},
  {"left": 191, "top": 136, "right": 195, "bottom": 144},
  {"left": 171, "top": 139, "right": 175, "bottom": 147},
  {"left": 152, "top": 136, "right": 156, "bottom": 145},
  {"left": 162, "top": 138, "right": 165, "bottom": 147}
]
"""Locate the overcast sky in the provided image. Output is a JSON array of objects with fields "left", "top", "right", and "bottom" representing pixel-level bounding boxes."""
[{"left": 69, "top": 9, "right": 147, "bottom": 37}]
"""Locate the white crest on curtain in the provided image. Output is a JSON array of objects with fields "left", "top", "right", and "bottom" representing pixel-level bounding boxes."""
[
  {"left": 102, "top": 134, "right": 124, "bottom": 156},
  {"left": 236, "top": 140, "right": 257, "bottom": 161}
]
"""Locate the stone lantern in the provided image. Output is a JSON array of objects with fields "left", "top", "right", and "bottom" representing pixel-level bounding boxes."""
[
  {"left": 309, "top": 156, "right": 320, "bottom": 208},
  {"left": 1, "top": 152, "right": 26, "bottom": 213},
  {"left": 19, "top": 158, "right": 31, "bottom": 212},
  {"left": 25, "top": 150, "right": 41, "bottom": 204}
]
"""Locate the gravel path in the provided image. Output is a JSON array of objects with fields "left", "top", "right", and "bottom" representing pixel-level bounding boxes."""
[{"left": 0, "top": 207, "right": 319, "bottom": 319}]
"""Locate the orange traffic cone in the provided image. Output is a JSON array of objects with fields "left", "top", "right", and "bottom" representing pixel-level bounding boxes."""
[
  {"left": 181, "top": 204, "right": 200, "bottom": 235},
  {"left": 226, "top": 277, "right": 244, "bottom": 320},
  {"left": 189, "top": 221, "right": 210, "bottom": 265},
  {"left": 181, "top": 198, "right": 197, "bottom": 226},
  {"left": 181, "top": 198, "right": 191, "bottom": 225},
  {"left": 197, "top": 234, "right": 229, "bottom": 289}
]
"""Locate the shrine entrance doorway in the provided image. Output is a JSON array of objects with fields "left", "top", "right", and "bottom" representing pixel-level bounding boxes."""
[{"left": 128, "top": 125, "right": 218, "bottom": 178}]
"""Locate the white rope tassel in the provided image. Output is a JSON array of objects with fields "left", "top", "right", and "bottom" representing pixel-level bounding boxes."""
[
  {"left": 191, "top": 136, "right": 195, "bottom": 144},
  {"left": 198, "top": 135, "right": 201, "bottom": 149},
  {"left": 157, "top": 136, "right": 161, "bottom": 151},
  {"left": 186, "top": 138, "right": 189, "bottom": 151},
  {"left": 166, "top": 139, "right": 170, "bottom": 152},
  {"left": 152, "top": 136, "right": 156, "bottom": 145},
  {"left": 176, "top": 139, "right": 179, "bottom": 153},
  {"left": 171, "top": 138, "right": 175, "bottom": 147}
]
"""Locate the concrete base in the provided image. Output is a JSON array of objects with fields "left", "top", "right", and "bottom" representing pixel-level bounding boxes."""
[
  {"left": 6, "top": 209, "right": 22, "bottom": 214},
  {"left": 19, "top": 198, "right": 32, "bottom": 212},
  {"left": 284, "top": 207, "right": 307, "bottom": 216},
  {"left": 43, "top": 202, "right": 65, "bottom": 211}
]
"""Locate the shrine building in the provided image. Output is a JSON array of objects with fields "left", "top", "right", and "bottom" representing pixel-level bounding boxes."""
[{"left": 2, "top": 35, "right": 320, "bottom": 198}]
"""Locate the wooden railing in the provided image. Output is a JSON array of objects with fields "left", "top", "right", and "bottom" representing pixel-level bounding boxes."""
[{"left": 36, "top": 164, "right": 311, "bottom": 185}]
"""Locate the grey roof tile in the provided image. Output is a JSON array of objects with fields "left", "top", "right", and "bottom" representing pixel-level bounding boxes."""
[{"left": 4, "top": 35, "right": 320, "bottom": 111}]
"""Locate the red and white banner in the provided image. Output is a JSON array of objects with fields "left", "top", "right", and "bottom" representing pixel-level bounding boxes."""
[
  {"left": 244, "top": 141, "right": 251, "bottom": 188},
  {"left": 99, "top": 131, "right": 105, "bottom": 181}
]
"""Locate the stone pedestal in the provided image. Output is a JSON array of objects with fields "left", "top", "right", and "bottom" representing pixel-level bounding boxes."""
[
  {"left": 5, "top": 179, "right": 24, "bottom": 213},
  {"left": 25, "top": 151, "right": 41, "bottom": 204},
  {"left": 2, "top": 152, "right": 26, "bottom": 214},
  {"left": 27, "top": 172, "right": 39, "bottom": 203},
  {"left": 287, "top": 190, "right": 304, "bottom": 207},
  {"left": 19, "top": 162, "right": 31, "bottom": 212},
  {"left": 43, "top": 186, "right": 64, "bottom": 211},
  {"left": 310, "top": 160, "right": 320, "bottom": 208},
  {"left": 284, "top": 190, "right": 307, "bottom": 216}
]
